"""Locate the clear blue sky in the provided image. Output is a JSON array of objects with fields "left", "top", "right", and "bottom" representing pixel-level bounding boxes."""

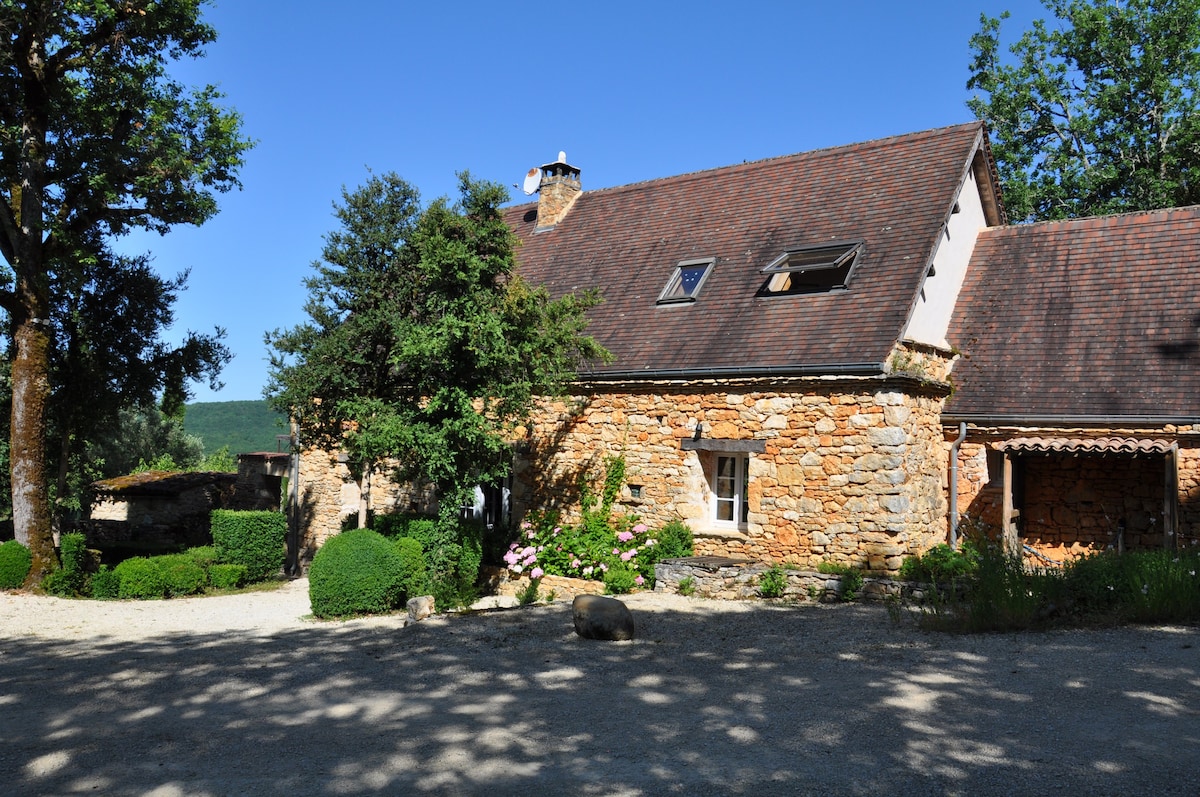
[{"left": 122, "top": 0, "right": 1049, "bottom": 403}]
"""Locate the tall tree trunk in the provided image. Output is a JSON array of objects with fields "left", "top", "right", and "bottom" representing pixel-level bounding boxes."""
[
  {"left": 8, "top": 16, "right": 57, "bottom": 584},
  {"left": 11, "top": 316, "right": 55, "bottom": 583}
]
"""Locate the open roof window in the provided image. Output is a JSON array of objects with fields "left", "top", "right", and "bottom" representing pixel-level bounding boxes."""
[
  {"left": 657, "top": 258, "right": 715, "bottom": 304},
  {"left": 758, "top": 241, "right": 862, "bottom": 295}
]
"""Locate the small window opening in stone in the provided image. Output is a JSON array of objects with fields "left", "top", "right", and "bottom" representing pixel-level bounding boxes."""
[
  {"left": 658, "top": 258, "right": 715, "bottom": 304},
  {"left": 758, "top": 241, "right": 862, "bottom": 296},
  {"left": 985, "top": 449, "right": 1004, "bottom": 487},
  {"left": 629, "top": 485, "right": 643, "bottom": 498}
]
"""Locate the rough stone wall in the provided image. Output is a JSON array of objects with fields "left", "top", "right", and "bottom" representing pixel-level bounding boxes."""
[
  {"left": 91, "top": 484, "right": 230, "bottom": 524},
  {"left": 296, "top": 448, "right": 435, "bottom": 554},
  {"left": 514, "top": 378, "right": 951, "bottom": 574}
]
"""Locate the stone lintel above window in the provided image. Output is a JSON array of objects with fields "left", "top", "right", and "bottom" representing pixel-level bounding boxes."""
[{"left": 681, "top": 438, "right": 766, "bottom": 453}]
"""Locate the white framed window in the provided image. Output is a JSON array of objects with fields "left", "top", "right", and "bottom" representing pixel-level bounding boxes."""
[{"left": 712, "top": 454, "right": 749, "bottom": 528}]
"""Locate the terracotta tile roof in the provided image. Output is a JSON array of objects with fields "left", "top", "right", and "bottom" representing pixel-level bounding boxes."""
[
  {"left": 505, "top": 123, "right": 991, "bottom": 379},
  {"left": 994, "top": 437, "right": 1176, "bottom": 455},
  {"left": 946, "top": 206, "right": 1200, "bottom": 420}
]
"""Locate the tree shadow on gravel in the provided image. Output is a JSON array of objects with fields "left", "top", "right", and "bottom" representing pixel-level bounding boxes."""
[{"left": 1, "top": 601, "right": 1197, "bottom": 796}]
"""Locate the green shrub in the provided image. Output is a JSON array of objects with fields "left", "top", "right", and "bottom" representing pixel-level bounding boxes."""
[
  {"left": 0, "top": 540, "right": 32, "bottom": 589},
  {"left": 393, "top": 536, "right": 429, "bottom": 599},
  {"left": 604, "top": 565, "right": 638, "bottom": 595},
  {"left": 517, "top": 577, "right": 542, "bottom": 605},
  {"left": 212, "top": 510, "right": 286, "bottom": 583},
  {"left": 380, "top": 515, "right": 482, "bottom": 610},
  {"left": 678, "top": 576, "right": 696, "bottom": 597},
  {"left": 44, "top": 532, "right": 91, "bottom": 596},
  {"left": 155, "top": 554, "right": 207, "bottom": 597},
  {"left": 90, "top": 565, "right": 120, "bottom": 599},
  {"left": 185, "top": 546, "right": 220, "bottom": 570},
  {"left": 115, "top": 557, "right": 167, "bottom": 600},
  {"left": 208, "top": 563, "right": 247, "bottom": 590},
  {"left": 816, "top": 560, "right": 863, "bottom": 602},
  {"left": 899, "top": 542, "right": 978, "bottom": 585},
  {"left": 758, "top": 564, "right": 786, "bottom": 598},
  {"left": 309, "top": 529, "right": 407, "bottom": 619},
  {"left": 655, "top": 520, "right": 694, "bottom": 560}
]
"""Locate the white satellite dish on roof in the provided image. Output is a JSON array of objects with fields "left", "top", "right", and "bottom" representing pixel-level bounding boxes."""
[{"left": 522, "top": 167, "right": 540, "bottom": 196}]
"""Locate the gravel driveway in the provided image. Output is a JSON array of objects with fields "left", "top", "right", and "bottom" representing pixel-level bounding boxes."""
[{"left": 1, "top": 580, "right": 1197, "bottom": 796}]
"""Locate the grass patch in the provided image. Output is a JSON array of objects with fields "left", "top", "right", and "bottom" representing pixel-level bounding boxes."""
[{"left": 896, "top": 538, "right": 1200, "bottom": 632}]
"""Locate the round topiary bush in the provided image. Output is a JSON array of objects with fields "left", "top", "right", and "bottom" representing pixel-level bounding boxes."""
[
  {"left": 309, "top": 529, "right": 407, "bottom": 619},
  {"left": 0, "top": 540, "right": 32, "bottom": 589}
]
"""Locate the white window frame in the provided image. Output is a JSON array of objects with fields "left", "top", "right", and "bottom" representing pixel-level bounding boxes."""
[{"left": 711, "top": 453, "right": 749, "bottom": 529}]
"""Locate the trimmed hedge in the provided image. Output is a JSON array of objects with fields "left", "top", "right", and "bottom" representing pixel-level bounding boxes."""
[
  {"left": 309, "top": 529, "right": 407, "bottom": 619},
  {"left": 155, "top": 554, "right": 207, "bottom": 597},
  {"left": 43, "top": 532, "right": 91, "bottom": 597},
  {"left": 0, "top": 540, "right": 31, "bottom": 589},
  {"left": 115, "top": 557, "right": 167, "bottom": 600},
  {"left": 90, "top": 565, "right": 120, "bottom": 599},
  {"left": 208, "top": 563, "right": 247, "bottom": 590},
  {"left": 394, "top": 536, "right": 430, "bottom": 599},
  {"left": 211, "top": 510, "right": 286, "bottom": 583}
]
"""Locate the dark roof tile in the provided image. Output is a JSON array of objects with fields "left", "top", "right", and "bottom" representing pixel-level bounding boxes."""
[
  {"left": 947, "top": 206, "right": 1200, "bottom": 419},
  {"left": 506, "top": 123, "right": 989, "bottom": 377}
]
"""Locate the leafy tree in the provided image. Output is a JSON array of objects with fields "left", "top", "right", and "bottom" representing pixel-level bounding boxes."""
[
  {"left": 47, "top": 246, "right": 229, "bottom": 511},
  {"left": 967, "top": 0, "right": 1200, "bottom": 221},
  {"left": 0, "top": 1, "right": 250, "bottom": 583},
  {"left": 92, "top": 404, "right": 205, "bottom": 478},
  {"left": 266, "top": 171, "right": 609, "bottom": 533}
]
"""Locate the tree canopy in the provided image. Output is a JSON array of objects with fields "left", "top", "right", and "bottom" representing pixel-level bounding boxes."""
[
  {"left": 0, "top": 0, "right": 251, "bottom": 581},
  {"left": 266, "top": 171, "right": 609, "bottom": 529},
  {"left": 967, "top": 0, "right": 1200, "bottom": 221}
]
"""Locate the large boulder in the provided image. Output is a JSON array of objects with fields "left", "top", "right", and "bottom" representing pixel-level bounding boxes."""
[{"left": 572, "top": 594, "right": 635, "bottom": 641}]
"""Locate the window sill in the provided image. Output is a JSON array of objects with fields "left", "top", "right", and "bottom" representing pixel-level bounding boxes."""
[{"left": 695, "top": 527, "right": 749, "bottom": 541}]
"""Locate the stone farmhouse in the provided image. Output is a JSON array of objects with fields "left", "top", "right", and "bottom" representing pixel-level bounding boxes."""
[{"left": 296, "top": 121, "right": 1200, "bottom": 572}]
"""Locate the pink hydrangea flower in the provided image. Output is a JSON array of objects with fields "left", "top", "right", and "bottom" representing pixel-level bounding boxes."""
[
  {"left": 620, "top": 550, "right": 634, "bottom": 561},
  {"left": 523, "top": 555, "right": 537, "bottom": 567},
  {"left": 633, "top": 523, "right": 648, "bottom": 534},
  {"left": 617, "top": 531, "right": 634, "bottom": 542},
  {"left": 635, "top": 575, "right": 645, "bottom": 585},
  {"left": 571, "top": 559, "right": 582, "bottom": 568},
  {"left": 530, "top": 567, "right": 544, "bottom": 579},
  {"left": 613, "top": 548, "right": 620, "bottom": 555}
]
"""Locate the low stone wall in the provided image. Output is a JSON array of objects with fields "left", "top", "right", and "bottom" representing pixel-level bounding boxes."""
[
  {"left": 653, "top": 556, "right": 902, "bottom": 602},
  {"left": 479, "top": 566, "right": 606, "bottom": 601}
]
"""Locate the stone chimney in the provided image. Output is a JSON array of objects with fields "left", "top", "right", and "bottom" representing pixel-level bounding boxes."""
[{"left": 536, "top": 151, "right": 581, "bottom": 230}]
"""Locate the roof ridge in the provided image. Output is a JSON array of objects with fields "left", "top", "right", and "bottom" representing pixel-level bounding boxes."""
[
  {"left": 992, "top": 203, "right": 1200, "bottom": 232},
  {"left": 506, "top": 121, "right": 984, "bottom": 210}
]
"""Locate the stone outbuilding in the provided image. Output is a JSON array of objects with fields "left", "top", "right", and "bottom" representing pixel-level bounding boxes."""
[{"left": 945, "top": 207, "right": 1200, "bottom": 562}]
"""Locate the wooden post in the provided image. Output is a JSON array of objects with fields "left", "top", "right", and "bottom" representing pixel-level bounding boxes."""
[
  {"left": 1002, "top": 453, "right": 1019, "bottom": 556},
  {"left": 1165, "top": 446, "right": 1179, "bottom": 550}
]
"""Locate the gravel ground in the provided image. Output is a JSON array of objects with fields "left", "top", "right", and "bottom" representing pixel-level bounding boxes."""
[{"left": 0, "top": 580, "right": 1198, "bottom": 797}]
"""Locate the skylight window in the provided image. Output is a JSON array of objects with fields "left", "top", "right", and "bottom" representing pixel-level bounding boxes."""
[
  {"left": 759, "top": 241, "right": 862, "bottom": 295},
  {"left": 657, "top": 258, "right": 714, "bottom": 304}
]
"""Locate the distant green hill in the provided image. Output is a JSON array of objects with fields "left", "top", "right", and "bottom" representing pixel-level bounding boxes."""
[{"left": 184, "top": 400, "right": 288, "bottom": 455}]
